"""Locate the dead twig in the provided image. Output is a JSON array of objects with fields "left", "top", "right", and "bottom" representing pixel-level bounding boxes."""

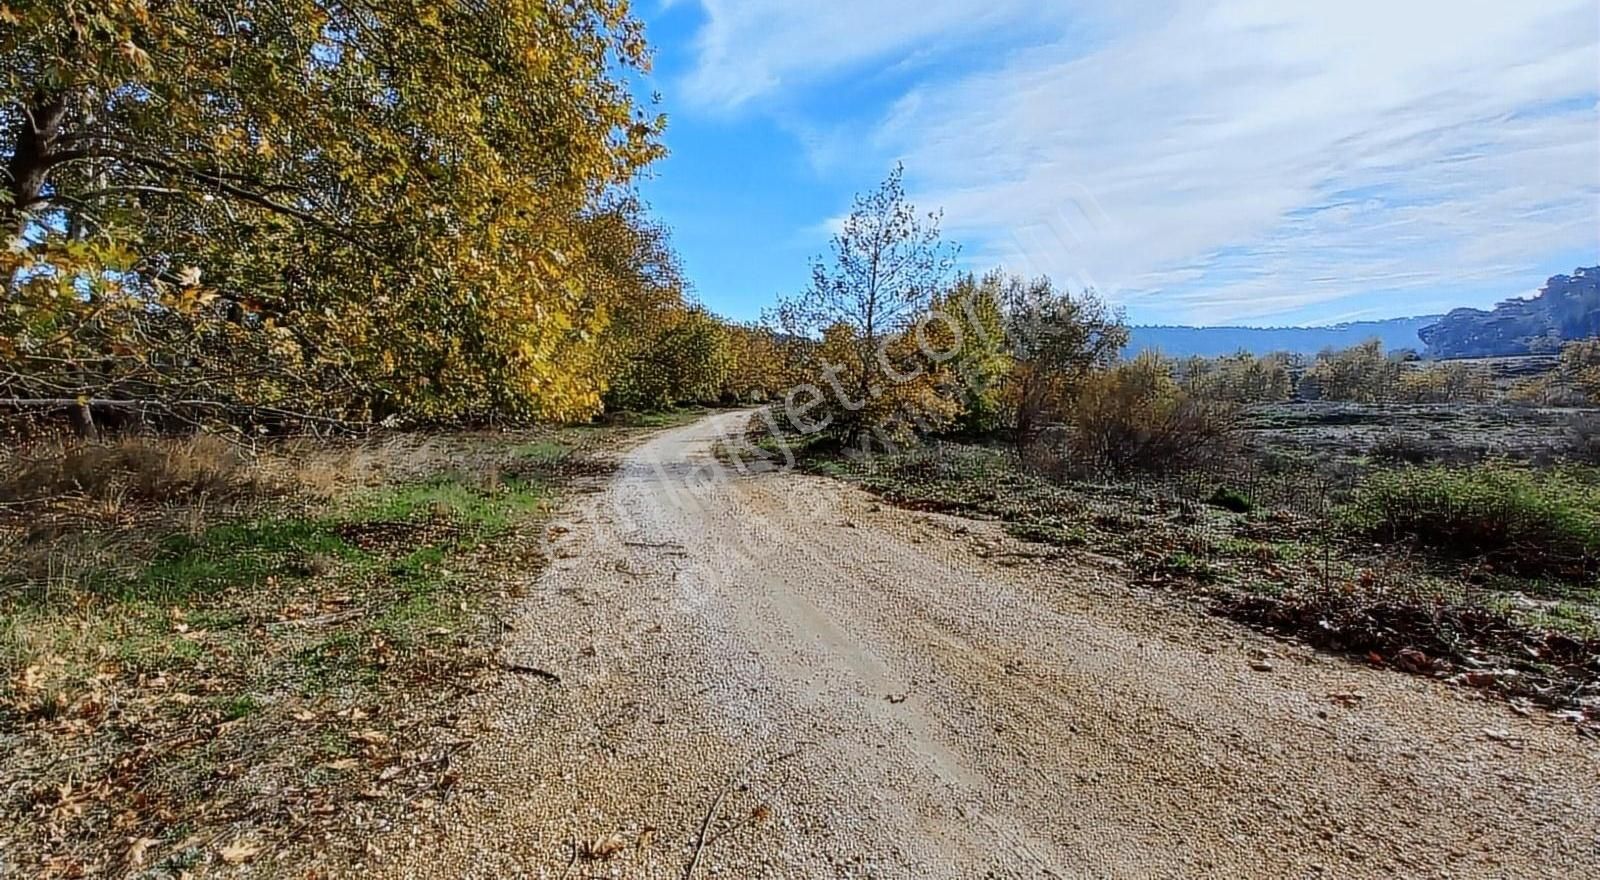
[
  {"left": 623, "top": 540, "right": 688, "bottom": 556},
  {"left": 500, "top": 661, "right": 561, "bottom": 683},
  {"left": 684, "top": 748, "right": 802, "bottom": 880},
  {"left": 684, "top": 785, "right": 730, "bottom": 880}
]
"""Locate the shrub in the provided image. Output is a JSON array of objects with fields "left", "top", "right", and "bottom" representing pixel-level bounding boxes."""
[
  {"left": 1368, "top": 433, "right": 1484, "bottom": 466},
  {"left": 1301, "top": 340, "right": 1401, "bottom": 403},
  {"left": 1563, "top": 414, "right": 1600, "bottom": 465},
  {"left": 1207, "top": 486, "right": 1255, "bottom": 514},
  {"left": 1507, "top": 375, "right": 1556, "bottom": 406},
  {"left": 1370, "top": 434, "right": 1435, "bottom": 465},
  {"left": 1180, "top": 351, "right": 1293, "bottom": 404},
  {"left": 887, "top": 442, "right": 1015, "bottom": 484},
  {"left": 1057, "top": 353, "right": 1239, "bottom": 478},
  {"left": 1562, "top": 339, "right": 1600, "bottom": 404},
  {"left": 1341, "top": 465, "right": 1600, "bottom": 579},
  {"left": 1001, "top": 278, "right": 1127, "bottom": 445},
  {"left": 1394, "top": 363, "right": 1493, "bottom": 404}
]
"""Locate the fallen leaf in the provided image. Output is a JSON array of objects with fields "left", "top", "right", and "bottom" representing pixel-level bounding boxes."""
[
  {"left": 1395, "top": 648, "right": 1431, "bottom": 673},
  {"left": 584, "top": 832, "right": 627, "bottom": 861},
  {"left": 218, "top": 839, "right": 260, "bottom": 865}
]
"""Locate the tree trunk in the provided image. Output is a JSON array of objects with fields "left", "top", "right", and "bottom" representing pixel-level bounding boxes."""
[
  {"left": 68, "top": 400, "right": 99, "bottom": 440},
  {"left": 5, "top": 93, "right": 69, "bottom": 234}
]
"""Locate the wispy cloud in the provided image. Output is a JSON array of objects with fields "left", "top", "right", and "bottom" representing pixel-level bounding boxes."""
[
  {"left": 670, "top": 0, "right": 1600, "bottom": 324},
  {"left": 669, "top": 0, "right": 1071, "bottom": 110}
]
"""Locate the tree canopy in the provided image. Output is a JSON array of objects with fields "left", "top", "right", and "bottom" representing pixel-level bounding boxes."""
[{"left": 3, "top": 0, "right": 670, "bottom": 427}]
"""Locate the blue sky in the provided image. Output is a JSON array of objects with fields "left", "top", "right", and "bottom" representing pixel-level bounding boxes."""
[{"left": 635, "top": 1, "right": 1600, "bottom": 328}]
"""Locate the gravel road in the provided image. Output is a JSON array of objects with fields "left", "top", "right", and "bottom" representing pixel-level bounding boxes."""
[{"left": 344, "top": 411, "right": 1600, "bottom": 879}]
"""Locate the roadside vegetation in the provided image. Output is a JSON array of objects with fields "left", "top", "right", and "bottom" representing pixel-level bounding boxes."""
[
  {"left": 0, "top": 413, "right": 704, "bottom": 877},
  {"left": 727, "top": 168, "right": 1600, "bottom": 729},
  {"left": 2, "top": 1, "right": 795, "bottom": 436},
  {"left": 1, "top": 4, "right": 782, "bottom": 873}
]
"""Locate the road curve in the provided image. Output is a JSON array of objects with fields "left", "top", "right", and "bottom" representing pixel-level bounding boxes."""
[{"left": 344, "top": 411, "right": 1599, "bottom": 879}]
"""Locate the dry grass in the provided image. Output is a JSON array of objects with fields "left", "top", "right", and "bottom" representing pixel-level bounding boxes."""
[
  {"left": 0, "top": 433, "right": 537, "bottom": 539},
  {"left": 0, "top": 422, "right": 647, "bottom": 878},
  {"left": 0, "top": 434, "right": 266, "bottom": 507}
]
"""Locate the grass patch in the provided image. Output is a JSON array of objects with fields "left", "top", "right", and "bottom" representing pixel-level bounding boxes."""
[
  {"left": 348, "top": 475, "right": 547, "bottom": 535},
  {"left": 1340, "top": 464, "right": 1600, "bottom": 580},
  {"left": 1160, "top": 551, "right": 1219, "bottom": 582},
  {"left": 1006, "top": 520, "right": 1088, "bottom": 547},
  {"left": 1214, "top": 537, "right": 1279, "bottom": 561},
  {"left": 215, "top": 693, "right": 265, "bottom": 722},
  {"left": 512, "top": 438, "right": 574, "bottom": 466},
  {"left": 1206, "top": 486, "right": 1255, "bottom": 514},
  {"left": 138, "top": 519, "right": 358, "bottom": 601},
  {"left": 0, "top": 426, "right": 623, "bottom": 875}
]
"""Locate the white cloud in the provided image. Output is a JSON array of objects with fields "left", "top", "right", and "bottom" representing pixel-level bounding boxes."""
[
  {"left": 673, "top": 0, "right": 1600, "bottom": 324},
  {"left": 672, "top": 0, "right": 1070, "bottom": 109}
]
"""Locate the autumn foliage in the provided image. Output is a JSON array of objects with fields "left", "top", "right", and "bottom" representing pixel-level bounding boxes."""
[{"left": 1, "top": 0, "right": 698, "bottom": 428}]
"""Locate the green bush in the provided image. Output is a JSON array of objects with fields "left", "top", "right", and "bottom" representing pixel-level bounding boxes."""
[
  {"left": 1341, "top": 465, "right": 1600, "bottom": 579},
  {"left": 1207, "top": 486, "right": 1255, "bottom": 514}
]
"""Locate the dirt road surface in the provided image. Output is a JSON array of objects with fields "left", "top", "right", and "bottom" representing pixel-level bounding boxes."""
[{"left": 339, "top": 412, "right": 1599, "bottom": 879}]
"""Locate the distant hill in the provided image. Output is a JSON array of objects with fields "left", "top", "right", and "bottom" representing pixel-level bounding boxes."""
[
  {"left": 1127, "top": 316, "right": 1440, "bottom": 359},
  {"left": 1419, "top": 267, "right": 1600, "bottom": 359}
]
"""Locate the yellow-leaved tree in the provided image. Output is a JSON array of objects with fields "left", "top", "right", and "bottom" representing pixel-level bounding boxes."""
[
  {"left": 3, "top": 0, "right": 665, "bottom": 430},
  {"left": 720, "top": 322, "right": 796, "bottom": 404}
]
